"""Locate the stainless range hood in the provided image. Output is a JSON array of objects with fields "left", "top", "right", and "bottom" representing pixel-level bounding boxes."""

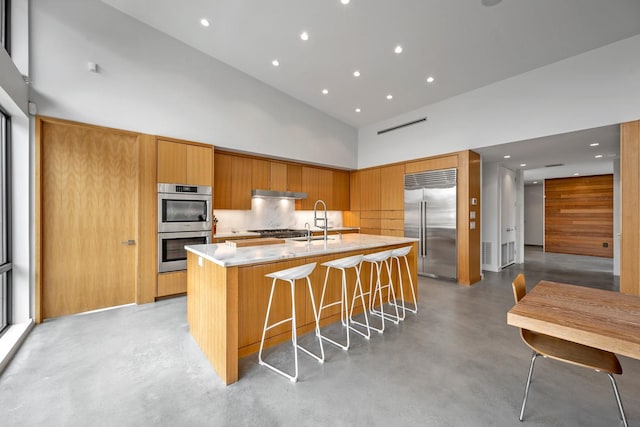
[{"left": 251, "top": 189, "right": 308, "bottom": 200}]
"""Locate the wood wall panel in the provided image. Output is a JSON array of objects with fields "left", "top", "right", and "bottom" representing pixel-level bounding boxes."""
[
  {"left": 621, "top": 120, "right": 640, "bottom": 295},
  {"left": 545, "top": 175, "right": 613, "bottom": 258}
]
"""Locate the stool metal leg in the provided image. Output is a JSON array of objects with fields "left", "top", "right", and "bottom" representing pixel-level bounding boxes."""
[
  {"left": 347, "top": 264, "right": 371, "bottom": 340},
  {"left": 318, "top": 266, "right": 350, "bottom": 350},
  {"left": 370, "top": 259, "right": 400, "bottom": 327},
  {"left": 300, "top": 276, "right": 324, "bottom": 363},
  {"left": 388, "top": 255, "right": 418, "bottom": 318},
  {"left": 607, "top": 373, "right": 628, "bottom": 427}
]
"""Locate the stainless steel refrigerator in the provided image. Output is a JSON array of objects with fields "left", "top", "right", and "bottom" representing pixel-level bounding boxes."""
[{"left": 404, "top": 168, "right": 457, "bottom": 280}]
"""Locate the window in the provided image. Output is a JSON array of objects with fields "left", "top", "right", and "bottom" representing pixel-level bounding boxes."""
[
  {"left": 0, "top": 111, "right": 10, "bottom": 333},
  {"left": 0, "top": 0, "right": 8, "bottom": 53}
]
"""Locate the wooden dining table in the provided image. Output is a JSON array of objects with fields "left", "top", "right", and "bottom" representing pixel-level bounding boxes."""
[{"left": 507, "top": 281, "right": 640, "bottom": 360}]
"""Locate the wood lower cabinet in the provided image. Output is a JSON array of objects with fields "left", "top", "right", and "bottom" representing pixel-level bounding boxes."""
[
  {"left": 157, "top": 271, "right": 187, "bottom": 297},
  {"left": 157, "top": 138, "right": 212, "bottom": 186}
]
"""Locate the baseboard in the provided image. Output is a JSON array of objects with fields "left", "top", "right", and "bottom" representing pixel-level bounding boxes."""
[{"left": 0, "top": 319, "right": 34, "bottom": 375}]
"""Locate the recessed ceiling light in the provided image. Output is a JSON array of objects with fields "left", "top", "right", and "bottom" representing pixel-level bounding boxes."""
[
  {"left": 481, "top": 0, "right": 503, "bottom": 6},
  {"left": 386, "top": 94, "right": 393, "bottom": 100},
  {"left": 594, "top": 154, "right": 603, "bottom": 158},
  {"left": 355, "top": 108, "right": 361, "bottom": 113},
  {"left": 272, "top": 59, "right": 279, "bottom": 67},
  {"left": 590, "top": 142, "right": 600, "bottom": 147},
  {"left": 520, "top": 163, "right": 527, "bottom": 167},
  {"left": 503, "top": 155, "right": 511, "bottom": 159},
  {"left": 426, "top": 76, "right": 435, "bottom": 83},
  {"left": 200, "top": 18, "right": 211, "bottom": 27},
  {"left": 341, "top": 0, "right": 350, "bottom": 4},
  {"left": 533, "top": 181, "right": 538, "bottom": 184},
  {"left": 574, "top": 173, "right": 580, "bottom": 176},
  {"left": 394, "top": 45, "right": 403, "bottom": 54},
  {"left": 322, "top": 89, "right": 328, "bottom": 95},
  {"left": 353, "top": 70, "right": 360, "bottom": 77},
  {"left": 300, "top": 31, "right": 309, "bottom": 41}
]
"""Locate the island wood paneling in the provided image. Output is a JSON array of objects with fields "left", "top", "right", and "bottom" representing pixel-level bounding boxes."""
[
  {"left": 621, "top": 120, "right": 640, "bottom": 296},
  {"left": 39, "top": 118, "right": 139, "bottom": 319},
  {"left": 187, "top": 252, "right": 238, "bottom": 384},
  {"left": 545, "top": 174, "right": 613, "bottom": 258}
]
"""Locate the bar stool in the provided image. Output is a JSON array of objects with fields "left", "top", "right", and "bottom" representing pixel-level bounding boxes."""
[
  {"left": 317, "top": 254, "right": 371, "bottom": 350},
  {"left": 388, "top": 246, "right": 418, "bottom": 320},
  {"left": 361, "top": 250, "right": 400, "bottom": 333},
  {"left": 258, "top": 262, "right": 324, "bottom": 382}
]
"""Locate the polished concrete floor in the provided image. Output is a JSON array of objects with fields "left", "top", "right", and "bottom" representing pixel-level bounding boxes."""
[{"left": 1, "top": 247, "right": 638, "bottom": 426}]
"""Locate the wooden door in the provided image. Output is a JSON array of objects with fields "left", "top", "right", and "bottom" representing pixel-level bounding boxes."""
[{"left": 41, "top": 121, "right": 138, "bottom": 319}]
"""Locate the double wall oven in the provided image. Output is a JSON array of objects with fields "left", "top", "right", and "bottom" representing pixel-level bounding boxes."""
[{"left": 158, "top": 183, "right": 212, "bottom": 272}]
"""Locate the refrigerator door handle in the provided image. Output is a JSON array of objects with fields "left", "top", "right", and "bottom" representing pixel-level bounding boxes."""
[{"left": 422, "top": 201, "right": 428, "bottom": 257}]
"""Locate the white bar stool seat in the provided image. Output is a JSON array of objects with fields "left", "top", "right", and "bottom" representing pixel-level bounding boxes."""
[
  {"left": 258, "top": 262, "right": 324, "bottom": 382},
  {"left": 318, "top": 254, "right": 371, "bottom": 351},
  {"left": 361, "top": 250, "right": 400, "bottom": 333},
  {"left": 388, "top": 246, "right": 418, "bottom": 320}
]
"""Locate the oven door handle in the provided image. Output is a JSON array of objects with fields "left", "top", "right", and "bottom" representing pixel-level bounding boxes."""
[{"left": 121, "top": 239, "right": 136, "bottom": 245}]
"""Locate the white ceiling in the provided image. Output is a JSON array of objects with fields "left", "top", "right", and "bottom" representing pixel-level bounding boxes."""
[
  {"left": 100, "top": 0, "right": 637, "bottom": 182},
  {"left": 101, "top": 0, "right": 640, "bottom": 128},
  {"left": 475, "top": 124, "right": 620, "bottom": 184}
]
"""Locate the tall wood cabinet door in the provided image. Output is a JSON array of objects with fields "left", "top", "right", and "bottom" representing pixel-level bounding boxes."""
[
  {"left": 380, "top": 164, "right": 404, "bottom": 210},
  {"left": 360, "top": 168, "right": 381, "bottom": 211},
  {"left": 42, "top": 121, "right": 138, "bottom": 319},
  {"left": 231, "top": 156, "right": 252, "bottom": 209},
  {"left": 157, "top": 139, "right": 186, "bottom": 183},
  {"left": 270, "top": 162, "right": 287, "bottom": 191},
  {"left": 186, "top": 145, "right": 213, "bottom": 186},
  {"left": 301, "top": 167, "right": 320, "bottom": 210},
  {"left": 332, "top": 170, "right": 350, "bottom": 211},
  {"left": 214, "top": 153, "right": 233, "bottom": 209},
  {"left": 317, "top": 168, "right": 333, "bottom": 208},
  {"left": 287, "top": 164, "right": 303, "bottom": 210},
  {"left": 252, "top": 159, "right": 270, "bottom": 190},
  {"left": 350, "top": 171, "right": 361, "bottom": 211}
]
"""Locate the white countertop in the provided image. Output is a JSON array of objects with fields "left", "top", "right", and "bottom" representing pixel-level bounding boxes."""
[{"left": 186, "top": 233, "right": 417, "bottom": 267}]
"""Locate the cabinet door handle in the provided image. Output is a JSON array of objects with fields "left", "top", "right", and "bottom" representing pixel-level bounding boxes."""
[{"left": 121, "top": 240, "right": 136, "bottom": 245}]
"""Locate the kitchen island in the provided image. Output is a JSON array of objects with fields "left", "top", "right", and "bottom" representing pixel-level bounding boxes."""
[{"left": 185, "top": 234, "right": 418, "bottom": 385}]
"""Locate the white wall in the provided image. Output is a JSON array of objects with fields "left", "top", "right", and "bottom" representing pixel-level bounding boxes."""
[
  {"left": 524, "top": 185, "right": 544, "bottom": 246},
  {"left": 481, "top": 163, "right": 499, "bottom": 272},
  {"left": 29, "top": 0, "right": 358, "bottom": 169},
  {"left": 358, "top": 35, "right": 640, "bottom": 169}
]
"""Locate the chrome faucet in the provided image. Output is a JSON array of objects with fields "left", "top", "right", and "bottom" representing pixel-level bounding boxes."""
[
  {"left": 313, "top": 199, "right": 328, "bottom": 244},
  {"left": 304, "top": 222, "right": 311, "bottom": 244}
]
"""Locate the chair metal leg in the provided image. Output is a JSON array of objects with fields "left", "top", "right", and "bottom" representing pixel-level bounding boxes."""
[
  {"left": 607, "top": 373, "right": 628, "bottom": 427},
  {"left": 520, "top": 352, "right": 538, "bottom": 421}
]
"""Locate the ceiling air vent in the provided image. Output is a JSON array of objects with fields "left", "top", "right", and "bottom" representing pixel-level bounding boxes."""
[
  {"left": 377, "top": 117, "right": 427, "bottom": 135},
  {"left": 544, "top": 163, "right": 564, "bottom": 168}
]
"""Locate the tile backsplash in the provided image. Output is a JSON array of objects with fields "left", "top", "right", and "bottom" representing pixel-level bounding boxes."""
[{"left": 214, "top": 198, "right": 343, "bottom": 232}]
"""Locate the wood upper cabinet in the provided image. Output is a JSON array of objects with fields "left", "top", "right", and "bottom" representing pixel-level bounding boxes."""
[
  {"left": 214, "top": 154, "right": 254, "bottom": 209},
  {"left": 350, "top": 171, "right": 361, "bottom": 211},
  {"left": 230, "top": 156, "right": 252, "bottom": 209},
  {"left": 301, "top": 166, "right": 320, "bottom": 210},
  {"left": 157, "top": 139, "right": 212, "bottom": 186},
  {"left": 270, "top": 162, "right": 288, "bottom": 191},
  {"left": 360, "top": 168, "right": 381, "bottom": 211},
  {"left": 252, "top": 159, "right": 270, "bottom": 190},
  {"left": 214, "top": 153, "right": 232, "bottom": 209},
  {"left": 380, "top": 164, "right": 404, "bottom": 210},
  {"left": 332, "top": 170, "right": 350, "bottom": 211}
]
